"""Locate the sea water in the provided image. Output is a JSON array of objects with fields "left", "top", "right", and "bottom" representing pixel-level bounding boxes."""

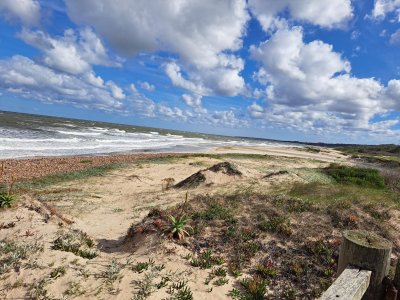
[{"left": 0, "top": 111, "right": 297, "bottom": 159}]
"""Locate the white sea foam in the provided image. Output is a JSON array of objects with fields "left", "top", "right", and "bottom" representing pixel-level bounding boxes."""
[{"left": 0, "top": 123, "right": 297, "bottom": 159}]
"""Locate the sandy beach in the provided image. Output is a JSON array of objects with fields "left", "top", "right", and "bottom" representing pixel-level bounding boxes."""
[
  {"left": 0, "top": 146, "right": 399, "bottom": 299},
  {"left": 0, "top": 146, "right": 347, "bottom": 184}
]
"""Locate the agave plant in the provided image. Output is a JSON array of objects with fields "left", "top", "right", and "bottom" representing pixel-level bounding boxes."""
[
  {"left": 167, "top": 215, "right": 192, "bottom": 240},
  {"left": 0, "top": 192, "right": 15, "bottom": 208}
]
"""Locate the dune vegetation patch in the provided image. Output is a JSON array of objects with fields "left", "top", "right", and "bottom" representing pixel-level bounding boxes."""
[
  {"left": 127, "top": 191, "right": 358, "bottom": 298},
  {"left": 324, "top": 163, "right": 386, "bottom": 188},
  {"left": 126, "top": 160, "right": 400, "bottom": 298}
]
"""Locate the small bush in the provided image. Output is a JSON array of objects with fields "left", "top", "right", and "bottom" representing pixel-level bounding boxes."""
[
  {"left": 167, "top": 215, "right": 192, "bottom": 240},
  {"left": 132, "top": 259, "right": 154, "bottom": 273},
  {"left": 191, "top": 249, "right": 224, "bottom": 269},
  {"left": 214, "top": 278, "right": 229, "bottom": 286},
  {"left": 193, "top": 202, "right": 232, "bottom": 221},
  {"left": 258, "top": 215, "right": 292, "bottom": 236},
  {"left": 0, "top": 193, "right": 16, "bottom": 208},
  {"left": 214, "top": 267, "right": 227, "bottom": 277},
  {"left": 52, "top": 230, "right": 97, "bottom": 259},
  {"left": 0, "top": 239, "right": 43, "bottom": 274},
  {"left": 102, "top": 259, "right": 122, "bottom": 284},
  {"left": 168, "top": 281, "right": 193, "bottom": 300},
  {"left": 256, "top": 259, "right": 278, "bottom": 278},
  {"left": 241, "top": 276, "right": 268, "bottom": 300},
  {"left": 324, "top": 164, "right": 385, "bottom": 188}
]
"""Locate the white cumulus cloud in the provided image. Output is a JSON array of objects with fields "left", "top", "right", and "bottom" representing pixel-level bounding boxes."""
[
  {"left": 65, "top": 0, "right": 249, "bottom": 97},
  {"left": 372, "top": 0, "right": 400, "bottom": 19},
  {"left": 0, "top": 55, "right": 123, "bottom": 111},
  {"left": 249, "top": 27, "right": 400, "bottom": 135},
  {"left": 19, "top": 28, "right": 119, "bottom": 75},
  {"left": 248, "top": 0, "right": 353, "bottom": 31},
  {"left": 0, "top": 0, "right": 40, "bottom": 26}
]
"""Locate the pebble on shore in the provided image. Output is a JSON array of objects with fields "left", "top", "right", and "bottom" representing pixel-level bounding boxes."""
[{"left": 0, "top": 153, "right": 181, "bottom": 184}]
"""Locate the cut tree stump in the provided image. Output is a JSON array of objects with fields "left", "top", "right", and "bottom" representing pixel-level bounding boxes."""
[{"left": 337, "top": 230, "right": 392, "bottom": 300}]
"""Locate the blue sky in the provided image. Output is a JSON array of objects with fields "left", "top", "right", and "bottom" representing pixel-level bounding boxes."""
[{"left": 0, "top": 0, "right": 400, "bottom": 144}]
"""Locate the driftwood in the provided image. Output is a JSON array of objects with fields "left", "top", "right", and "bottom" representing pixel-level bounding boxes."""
[{"left": 262, "top": 170, "right": 289, "bottom": 179}]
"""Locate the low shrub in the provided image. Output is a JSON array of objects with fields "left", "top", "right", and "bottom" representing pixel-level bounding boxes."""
[
  {"left": 193, "top": 202, "right": 232, "bottom": 221},
  {"left": 167, "top": 215, "right": 192, "bottom": 240},
  {"left": 52, "top": 230, "right": 97, "bottom": 259},
  {"left": 324, "top": 164, "right": 385, "bottom": 188},
  {"left": 191, "top": 249, "right": 224, "bottom": 269},
  {"left": 0, "top": 193, "right": 16, "bottom": 208},
  {"left": 241, "top": 276, "right": 268, "bottom": 300},
  {"left": 258, "top": 215, "right": 292, "bottom": 236}
]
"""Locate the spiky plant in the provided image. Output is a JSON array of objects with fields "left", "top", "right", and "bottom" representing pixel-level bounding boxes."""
[
  {"left": 0, "top": 193, "right": 15, "bottom": 208},
  {"left": 167, "top": 215, "right": 192, "bottom": 240}
]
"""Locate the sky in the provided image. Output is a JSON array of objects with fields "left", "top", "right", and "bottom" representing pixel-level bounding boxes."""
[{"left": 0, "top": 0, "right": 400, "bottom": 144}]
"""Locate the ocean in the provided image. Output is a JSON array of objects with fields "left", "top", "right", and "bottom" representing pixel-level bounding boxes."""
[{"left": 0, "top": 111, "right": 298, "bottom": 159}]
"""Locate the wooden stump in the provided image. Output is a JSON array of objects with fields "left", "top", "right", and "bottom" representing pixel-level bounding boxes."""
[
  {"left": 337, "top": 230, "right": 392, "bottom": 300},
  {"left": 394, "top": 259, "right": 400, "bottom": 290}
]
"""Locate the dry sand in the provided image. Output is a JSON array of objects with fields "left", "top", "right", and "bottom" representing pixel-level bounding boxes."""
[{"left": 0, "top": 146, "right": 367, "bottom": 299}]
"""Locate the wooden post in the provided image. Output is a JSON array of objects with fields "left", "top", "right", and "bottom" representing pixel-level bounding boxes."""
[
  {"left": 394, "top": 259, "right": 400, "bottom": 290},
  {"left": 337, "top": 230, "right": 392, "bottom": 300}
]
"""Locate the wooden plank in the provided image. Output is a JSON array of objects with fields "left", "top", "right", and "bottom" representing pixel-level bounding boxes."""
[{"left": 320, "top": 268, "right": 372, "bottom": 300}]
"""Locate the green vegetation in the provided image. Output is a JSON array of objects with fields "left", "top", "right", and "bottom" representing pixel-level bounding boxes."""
[
  {"left": 303, "top": 147, "right": 321, "bottom": 153},
  {"left": 193, "top": 202, "right": 233, "bottom": 221},
  {"left": 167, "top": 281, "right": 193, "bottom": 300},
  {"left": 16, "top": 163, "right": 127, "bottom": 191},
  {"left": 336, "top": 144, "right": 400, "bottom": 156},
  {"left": 52, "top": 229, "right": 97, "bottom": 259},
  {"left": 214, "top": 277, "right": 229, "bottom": 286},
  {"left": 29, "top": 277, "right": 50, "bottom": 299},
  {"left": 324, "top": 164, "right": 385, "bottom": 188},
  {"left": 290, "top": 181, "right": 399, "bottom": 207},
  {"left": 0, "top": 192, "right": 16, "bottom": 208},
  {"left": 132, "top": 259, "right": 155, "bottom": 273},
  {"left": 214, "top": 267, "right": 227, "bottom": 277},
  {"left": 240, "top": 276, "right": 268, "bottom": 300},
  {"left": 167, "top": 215, "right": 192, "bottom": 240},
  {"left": 0, "top": 163, "right": 16, "bottom": 208},
  {"left": 102, "top": 259, "right": 122, "bottom": 284},
  {"left": 191, "top": 249, "right": 224, "bottom": 269},
  {"left": 258, "top": 215, "right": 292, "bottom": 236},
  {"left": 256, "top": 260, "right": 278, "bottom": 278},
  {"left": 0, "top": 239, "right": 44, "bottom": 275},
  {"left": 49, "top": 266, "right": 67, "bottom": 279}
]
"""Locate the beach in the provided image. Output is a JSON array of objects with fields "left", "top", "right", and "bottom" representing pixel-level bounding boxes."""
[
  {"left": 1, "top": 145, "right": 399, "bottom": 299},
  {"left": 0, "top": 145, "right": 347, "bottom": 184}
]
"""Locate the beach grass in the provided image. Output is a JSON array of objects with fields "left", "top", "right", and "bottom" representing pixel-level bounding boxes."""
[{"left": 13, "top": 163, "right": 128, "bottom": 192}]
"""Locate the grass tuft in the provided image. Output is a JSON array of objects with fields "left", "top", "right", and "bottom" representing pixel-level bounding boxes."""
[{"left": 52, "top": 229, "right": 97, "bottom": 259}]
